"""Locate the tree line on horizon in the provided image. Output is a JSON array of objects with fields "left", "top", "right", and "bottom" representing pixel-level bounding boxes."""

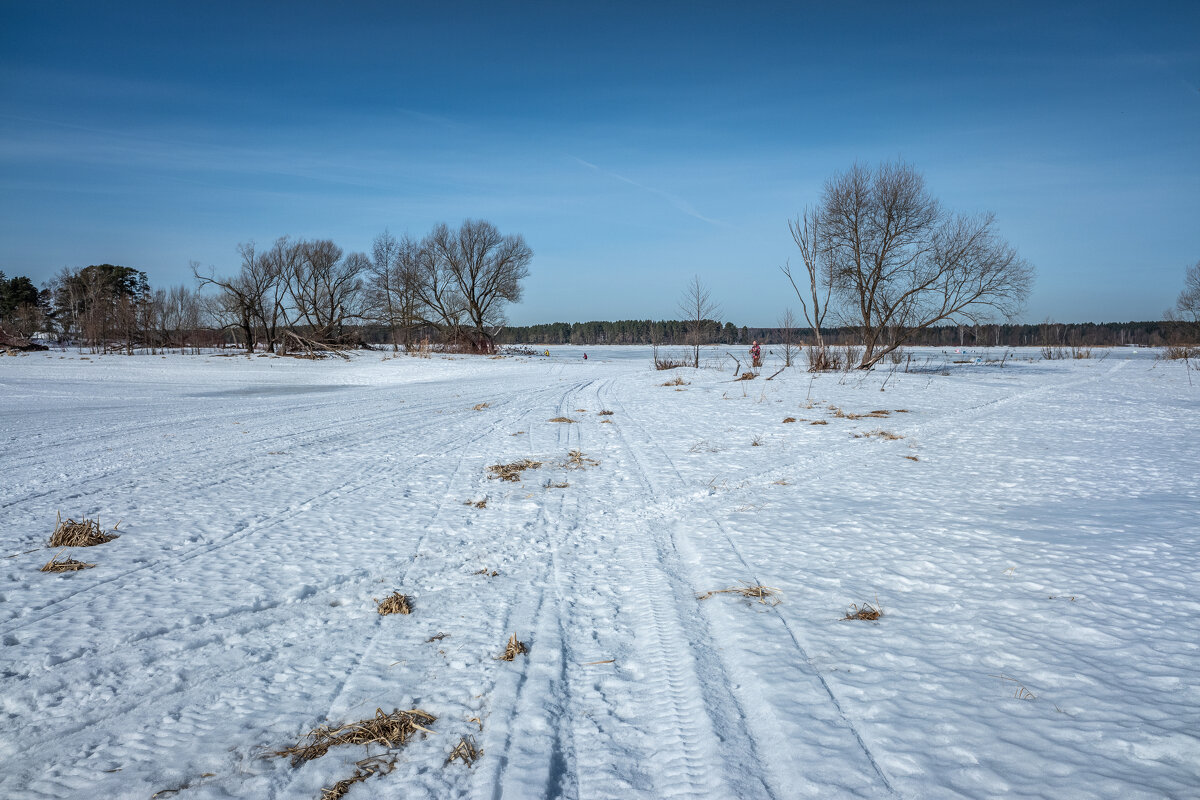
[{"left": 2, "top": 161, "right": 1196, "bottom": 359}]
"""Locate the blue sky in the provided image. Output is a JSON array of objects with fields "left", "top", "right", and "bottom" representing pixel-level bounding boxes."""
[{"left": 1, "top": 1, "right": 1197, "bottom": 325}]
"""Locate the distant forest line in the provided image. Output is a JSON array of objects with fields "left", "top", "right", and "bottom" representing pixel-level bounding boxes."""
[{"left": 489, "top": 319, "right": 1180, "bottom": 349}]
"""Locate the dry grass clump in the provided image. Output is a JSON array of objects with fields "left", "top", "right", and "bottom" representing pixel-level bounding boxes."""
[
  {"left": 563, "top": 449, "right": 599, "bottom": 470},
  {"left": 735, "top": 371, "right": 757, "bottom": 381},
  {"left": 852, "top": 430, "right": 904, "bottom": 440},
  {"left": 904, "top": 454, "right": 919, "bottom": 461},
  {"left": 275, "top": 707, "right": 436, "bottom": 766},
  {"left": 472, "top": 402, "right": 490, "bottom": 411},
  {"left": 600, "top": 419, "right": 613, "bottom": 424},
  {"left": 474, "top": 568, "right": 499, "bottom": 577},
  {"left": 321, "top": 755, "right": 397, "bottom": 800},
  {"left": 445, "top": 735, "right": 483, "bottom": 767},
  {"left": 843, "top": 597, "right": 883, "bottom": 621},
  {"left": 548, "top": 416, "right": 575, "bottom": 423},
  {"left": 40, "top": 551, "right": 96, "bottom": 572},
  {"left": 464, "top": 497, "right": 488, "bottom": 509},
  {"left": 598, "top": 409, "right": 614, "bottom": 416},
  {"left": 497, "top": 633, "right": 528, "bottom": 661},
  {"left": 487, "top": 459, "right": 542, "bottom": 482},
  {"left": 376, "top": 592, "right": 413, "bottom": 615},
  {"left": 547, "top": 480, "right": 570, "bottom": 489},
  {"left": 750, "top": 435, "right": 764, "bottom": 447},
  {"left": 48, "top": 513, "right": 120, "bottom": 548},
  {"left": 697, "top": 580, "right": 781, "bottom": 605},
  {"left": 810, "top": 420, "right": 828, "bottom": 426},
  {"left": 782, "top": 417, "right": 796, "bottom": 423},
  {"left": 661, "top": 376, "right": 688, "bottom": 387}
]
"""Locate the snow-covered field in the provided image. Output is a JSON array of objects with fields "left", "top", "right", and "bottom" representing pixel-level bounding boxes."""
[{"left": 1, "top": 346, "right": 1197, "bottom": 800}]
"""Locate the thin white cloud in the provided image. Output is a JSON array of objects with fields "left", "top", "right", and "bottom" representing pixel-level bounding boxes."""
[{"left": 570, "top": 155, "right": 724, "bottom": 227}]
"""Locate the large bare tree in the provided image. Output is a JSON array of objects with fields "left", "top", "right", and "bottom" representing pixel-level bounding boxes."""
[
  {"left": 792, "top": 161, "right": 1033, "bottom": 369},
  {"left": 286, "top": 239, "right": 365, "bottom": 344},
  {"left": 425, "top": 219, "right": 532, "bottom": 353},
  {"left": 678, "top": 275, "right": 720, "bottom": 368}
]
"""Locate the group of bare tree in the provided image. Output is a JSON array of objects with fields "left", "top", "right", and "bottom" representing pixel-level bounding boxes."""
[
  {"left": 784, "top": 160, "right": 1035, "bottom": 370},
  {"left": 194, "top": 219, "right": 531, "bottom": 355},
  {"left": 36, "top": 264, "right": 206, "bottom": 353}
]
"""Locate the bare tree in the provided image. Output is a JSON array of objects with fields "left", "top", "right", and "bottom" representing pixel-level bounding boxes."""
[
  {"left": 286, "top": 239, "right": 365, "bottom": 344},
  {"left": 783, "top": 208, "right": 836, "bottom": 370},
  {"left": 256, "top": 237, "right": 298, "bottom": 353},
  {"left": 799, "top": 161, "right": 1033, "bottom": 369},
  {"left": 778, "top": 307, "right": 798, "bottom": 367},
  {"left": 368, "top": 230, "right": 404, "bottom": 351},
  {"left": 424, "top": 220, "right": 532, "bottom": 353},
  {"left": 1178, "top": 260, "right": 1200, "bottom": 326},
  {"left": 678, "top": 275, "right": 720, "bottom": 368},
  {"left": 192, "top": 242, "right": 283, "bottom": 353}
]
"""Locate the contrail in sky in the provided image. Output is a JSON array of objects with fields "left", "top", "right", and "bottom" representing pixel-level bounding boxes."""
[{"left": 570, "top": 155, "right": 724, "bottom": 227}]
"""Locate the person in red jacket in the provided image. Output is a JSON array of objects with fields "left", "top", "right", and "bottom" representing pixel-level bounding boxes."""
[{"left": 749, "top": 340, "right": 762, "bottom": 368}]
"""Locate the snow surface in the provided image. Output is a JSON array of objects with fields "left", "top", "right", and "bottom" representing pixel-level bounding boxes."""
[{"left": 1, "top": 346, "right": 1197, "bottom": 800}]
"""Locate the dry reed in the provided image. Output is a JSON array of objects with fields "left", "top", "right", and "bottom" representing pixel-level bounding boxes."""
[
  {"left": 48, "top": 512, "right": 119, "bottom": 548},
  {"left": 497, "top": 633, "right": 528, "bottom": 661},
  {"left": 697, "top": 580, "right": 781, "bottom": 605},
  {"left": 563, "top": 450, "right": 599, "bottom": 470},
  {"left": 40, "top": 551, "right": 96, "bottom": 572},
  {"left": 548, "top": 417, "right": 575, "bottom": 423},
  {"left": 275, "top": 708, "right": 436, "bottom": 766},
  {"left": 445, "top": 735, "right": 483, "bottom": 767},
  {"left": 843, "top": 596, "right": 883, "bottom": 621},
  {"left": 321, "top": 755, "right": 397, "bottom": 800},
  {"left": 487, "top": 459, "right": 542, "bottom": 482},
  {"left": 376, "top": 592, "right": 413, "bottom": 615}
]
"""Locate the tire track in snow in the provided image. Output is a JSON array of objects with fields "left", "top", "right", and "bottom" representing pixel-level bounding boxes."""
[
  {"left": 482, "top": 379, "right": 593, "bottom": 799},
  {"left": 606, "top": 376, "right": 899, "bottom": 798}
]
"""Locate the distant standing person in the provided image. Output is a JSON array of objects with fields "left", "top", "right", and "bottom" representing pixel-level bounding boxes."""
[
  {"left": 544, "top": 349, "right": 550, "bottom": 357},
  {"left": 583, "top": 353, "right": 588, "bottom": 360},
  {"left": 750, "top": 340, "right": 762, "bottom": 368}
]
